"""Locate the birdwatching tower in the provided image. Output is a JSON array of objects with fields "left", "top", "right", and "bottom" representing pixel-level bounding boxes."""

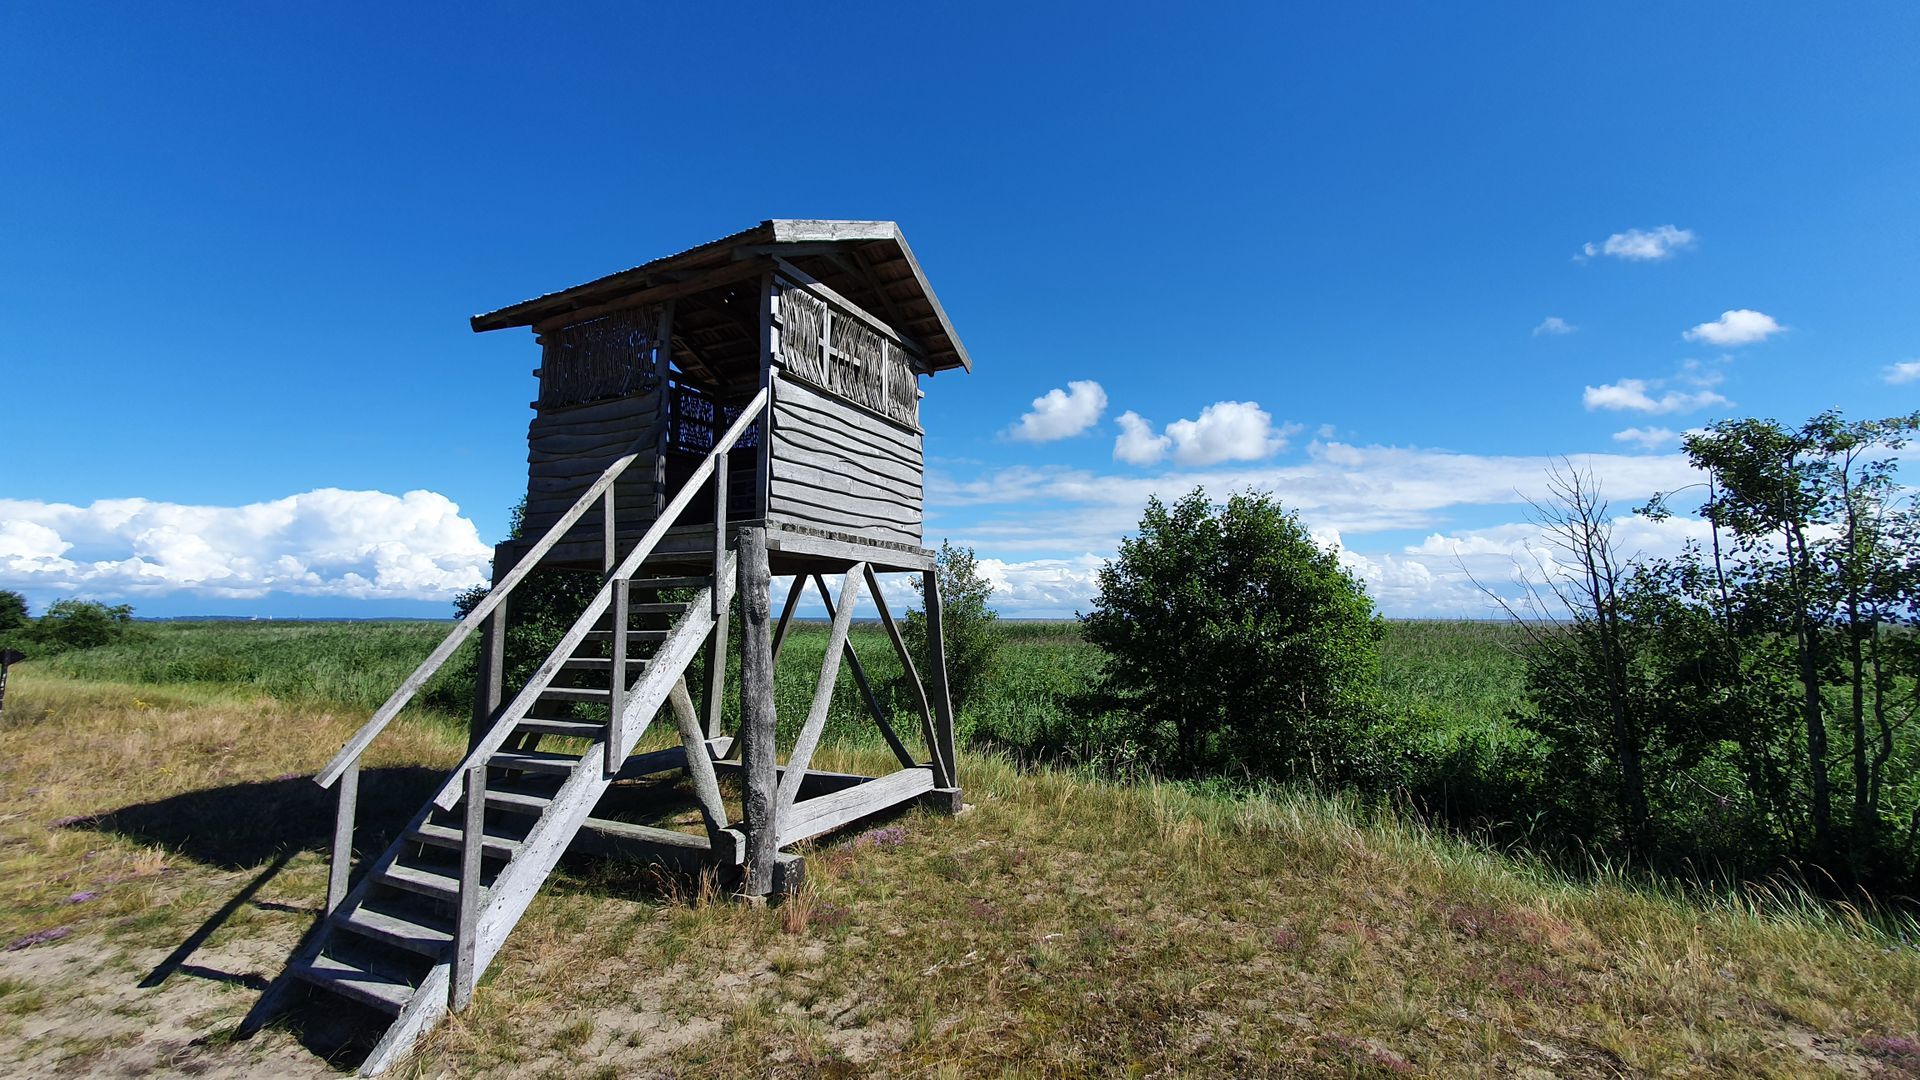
[{"left": 255, "top": 221, "right": 972, "bottom": 1074}]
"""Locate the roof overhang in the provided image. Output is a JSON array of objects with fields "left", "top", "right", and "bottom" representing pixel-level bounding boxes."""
[{"left": 471, "top": 219, "right": 972, "bottom": 373}]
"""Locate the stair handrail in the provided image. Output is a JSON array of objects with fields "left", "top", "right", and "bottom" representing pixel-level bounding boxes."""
[
  {"left": 423, "top": 384, "right": 765, "bottom": 814},
  {"left": 314, "top": 438, "right": 649, "bottom": 791}
]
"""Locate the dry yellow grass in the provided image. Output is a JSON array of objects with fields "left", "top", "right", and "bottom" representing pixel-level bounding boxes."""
[{"left": 1, "top": 668, "right": 1917, "bottom": 1078}]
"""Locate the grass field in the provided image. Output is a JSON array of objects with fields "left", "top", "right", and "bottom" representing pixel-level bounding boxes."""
[{"left": 4, "top": 621, "right": 1917, "bottom": 1076}]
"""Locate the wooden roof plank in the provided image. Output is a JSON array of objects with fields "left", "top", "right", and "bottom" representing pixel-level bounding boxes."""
[{"left": 472, "top": 219, "right": 972, "bottom": 373}]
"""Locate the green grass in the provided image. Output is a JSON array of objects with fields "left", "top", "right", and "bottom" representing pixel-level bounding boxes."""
[
  {"left": 32, "top": 620, "right": 470, "bottom": 713},
  {"left": 3, "top": 623, "right": 1919, "bottom": 1076},
  {"left": 25, "top": 617, "right": 1530, "bottom": 754},
  {"left": 3, "top": 667, "right": 1916, "bottom": 1077}
]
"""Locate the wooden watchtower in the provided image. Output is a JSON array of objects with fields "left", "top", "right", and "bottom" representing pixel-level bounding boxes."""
[{"left": 251, "top": 221, "right": 973, "bottom": 1074}]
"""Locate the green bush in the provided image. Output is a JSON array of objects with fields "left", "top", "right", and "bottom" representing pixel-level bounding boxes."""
[
  {"left": 1079, "top": 489, "right": 1389, "bottom": 783},
  {"left": 902, "top": 541, "right": 1001, "bottom": 718}
]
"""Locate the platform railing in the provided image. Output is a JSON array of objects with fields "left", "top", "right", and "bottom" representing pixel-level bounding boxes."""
[{"left": 313, "top": 385, "right": 768, "bottom": 918}]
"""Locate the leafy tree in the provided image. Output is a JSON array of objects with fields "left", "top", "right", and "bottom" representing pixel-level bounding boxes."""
[
  {"left": 903, "top": 541, "right": 1000, "bottom": 718},
  {"left": 34, "top": 598, "right": 136, "bottom": 652},
  {"left": 1498, "top": 466, "right": 1743, "bottom": 858},
  {"left": 0, "top": 591, "right": 28, "bottom": 633},
  {"left": 1079, "top": 489, "right": 1384, "bottom": 782},
  {"left": 1647, "top": 410, "right": 1920, "bottom": 882}
]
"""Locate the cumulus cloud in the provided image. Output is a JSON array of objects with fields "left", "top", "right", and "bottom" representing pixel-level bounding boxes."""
[
  {"left": 930, "top": 439, "right": 1702, "bottom": 573},
  {"left": 1883, "top": 360, "right": 1920, "bottom": 385},
  {"left": 1583, "top": 378, "right": 1730, "bottom": 415},
  {"left": 1112, "top": 410, "right": 1171, "bottom": 465},
  {"left": 1008, "top": 380, "right": 1107, "bottom": 442},
  {"left": 1533, "top": 316, "right": 1576, "bottom": 336},
  {"left": 1112, "top": 401, "right": 1298, "bottom": 467},
  {"left": 1578, "top": 225, "right": 1696, "bottom": 262},
  {"left": 1611, "top": 426, "right": 1682, "bottom": 452},
  {"left": 1683, "top": 309, "right": 1785, "bottom": 347},
  {"left": 0, "top": 490, "right": 492, "bottom": 602}
]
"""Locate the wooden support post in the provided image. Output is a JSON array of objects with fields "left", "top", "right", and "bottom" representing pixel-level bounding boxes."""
[
  {"left": 669, "top": 677, "right": 729, "bottom": 835},
  {"left": 923, "top": 569, "right": 959, "bottom": 790},
  {"left": 776, "top": 566, "right": 866, "bottom": 812},
  {"left": 607, "top": 578, "right": 628, "bottom": 777},
  {"left": 470, "top": 556, "right": 509, "bottom": 752},
  {"left": 705, "top": 619, "right": 728, "bottom": 742},
  {"left": 451, "top": 762, "right": 486, "bottom": 1011},
  {"left": 864, "top": 566, "right": 951, "bottom": 788},
  {"left": 326, "top": 759, "right": 358, "bottom": 914},
  {"left": 811, "top": 575, "right": 916, "bottom": 770},
  {"left": 737, "top": 526, "right": 778, "bottom": 897},
  {"left": 770, "top": 574, "right": 805, "bottom": 665}
]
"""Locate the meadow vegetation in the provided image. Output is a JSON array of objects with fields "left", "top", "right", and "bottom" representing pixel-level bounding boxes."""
[{"left": 3, "top": 632, "right": 1919, "bottom": 1076}]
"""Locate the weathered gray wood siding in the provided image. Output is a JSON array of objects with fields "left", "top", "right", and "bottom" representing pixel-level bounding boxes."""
[
  {"left": 768, "top": 376, "right": 923, "bottom": 547},
  {"left": 522, "top": 390, "right": 661, "bottom": 541}
]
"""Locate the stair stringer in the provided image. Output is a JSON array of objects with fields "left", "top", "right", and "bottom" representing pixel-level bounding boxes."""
[{"left": 355, "top": 561, "right": 729, "bottom": 1077}]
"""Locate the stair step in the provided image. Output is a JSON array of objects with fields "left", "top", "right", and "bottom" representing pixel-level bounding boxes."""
[
  {"left": 332, "top": 904, "right": 455, "bottom": 958},
  {"left": 580, "top": 629, "right": 669, "bottom": 643},
  {"left": 484, "top": 787, "right": 555, "bottom": 815},
  {"left": 539, "top": 686, "right": 612, "bottom": 702},
  {"left": 293, "top": 952, "right": 415, "bottom": 1015},
  {"left": 630, "top": 601, "right": 690, "bottom": 615},
  {"left": 488, "top": 748, "right": 583, "bottom": 776},
  {"left": 629, "top": 576, "right": 710, "bottom": 590},
  {"left": 559, "top": 656, "right": 646, "bottom": 672},
  {"left": 516, "top": 716, "right": 606, "bottom": 738},
  {"left": 410, "top": 821, "right": 525, "bottom": 860},
  {"left": 374, "top": 862, "right": 468, "bottom": 902}
]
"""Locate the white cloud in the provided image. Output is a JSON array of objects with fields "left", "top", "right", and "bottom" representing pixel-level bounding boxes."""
[
  {"left": 1115, "top": 401, "right": 1298, "bottom": 468},
  {"left": 951, "top": 511, "right": 1719, "bottom": 620},
  {"left": 1583, "top": 378, "right": 1730, "bottom": 415},
  {"left": 1683, "top": 309, "right": 1785, "bottom": 347},
  {"left": 1533, "top": 316, "right": 1576, "bottom": 336},
  {"left": 931, "top": 440, "right": 1700, "bottom": 559},
  {"left": 1883, "top": 360, "right": 1920, "bottom": 385},
  {"left": 1112, "top": 410, "right": 1171, "bottom": 465},
  {"left": 1612, "top": 426, "right": 1681, "bottom": 452},
  {"left": 974, "top": 554, "right": 1107, "bottom": 617},
  {"left": 1578, "top": 225, "right": 1697, "bottom": 262},
  {"left": 1008, "top": 380, "right": 1107, "bottom": 442},
  {"left": 0, "top": 489, "right": 491, "bottom": 602}
]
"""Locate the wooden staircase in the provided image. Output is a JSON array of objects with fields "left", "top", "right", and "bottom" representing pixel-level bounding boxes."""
[
  {"left": 287, "top": 567, "right": 729, "bottom": 1072},
  {"left": 242, "top": 388, "right": 769, "bottom": 1076}
]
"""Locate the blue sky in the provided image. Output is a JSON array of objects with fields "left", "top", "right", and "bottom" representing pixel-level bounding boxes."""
[{"left": 2, "top": 4, "right": 1916, "bottom": 618}]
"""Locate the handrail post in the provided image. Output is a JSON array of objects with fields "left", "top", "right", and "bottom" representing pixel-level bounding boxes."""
[
  {"left": 607, "top": 578, "right": 628, "bottom": 776},
  {"left": 452, "top": 761, "right": 486, "bottom": 1011},
  {"left": 326, "top": 759, "right": 359, "bottom": 914},
  {"left": 713, "top": 458, "right": 728, "bottom": 618},
  {"left": 602, "top": 484, "right": 616, "bottom": 577}
]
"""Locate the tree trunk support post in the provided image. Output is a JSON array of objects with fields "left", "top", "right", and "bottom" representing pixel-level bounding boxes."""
[
  {"left": 736, "top": 526, "right": 778, "bottom": 897},
  {"left": 924, "top": 569, "right": 960, "bottom": 797}
]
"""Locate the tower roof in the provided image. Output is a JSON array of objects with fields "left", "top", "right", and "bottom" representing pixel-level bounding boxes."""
[{"left": 471, "top": 220, "right": 972, "bottom": 373}]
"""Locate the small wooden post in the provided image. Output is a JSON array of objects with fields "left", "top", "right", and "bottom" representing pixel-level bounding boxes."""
[
  {"left": 326, "top": 759, "right": 359, "bottom": 914},
  {"left": 601, "top": 484, "right": 616, "bottom": 576},
  {"left": 470, "top": 556, "right": 510, "bottom": 752},
  {"left": 924, "top": 570, "right": 959, "bottom": 789},
  {"left": 607, "top": 578, "right": 628, "bottom": 776},
  {"left": 736, "top": 526, "right": 777, "bottom": 897},
  {"left": 452, "top": 761, "right": 486, "bottom": 1011},
  {"left": 707, "top": 460, "right": 729, "bottom": 740}
]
